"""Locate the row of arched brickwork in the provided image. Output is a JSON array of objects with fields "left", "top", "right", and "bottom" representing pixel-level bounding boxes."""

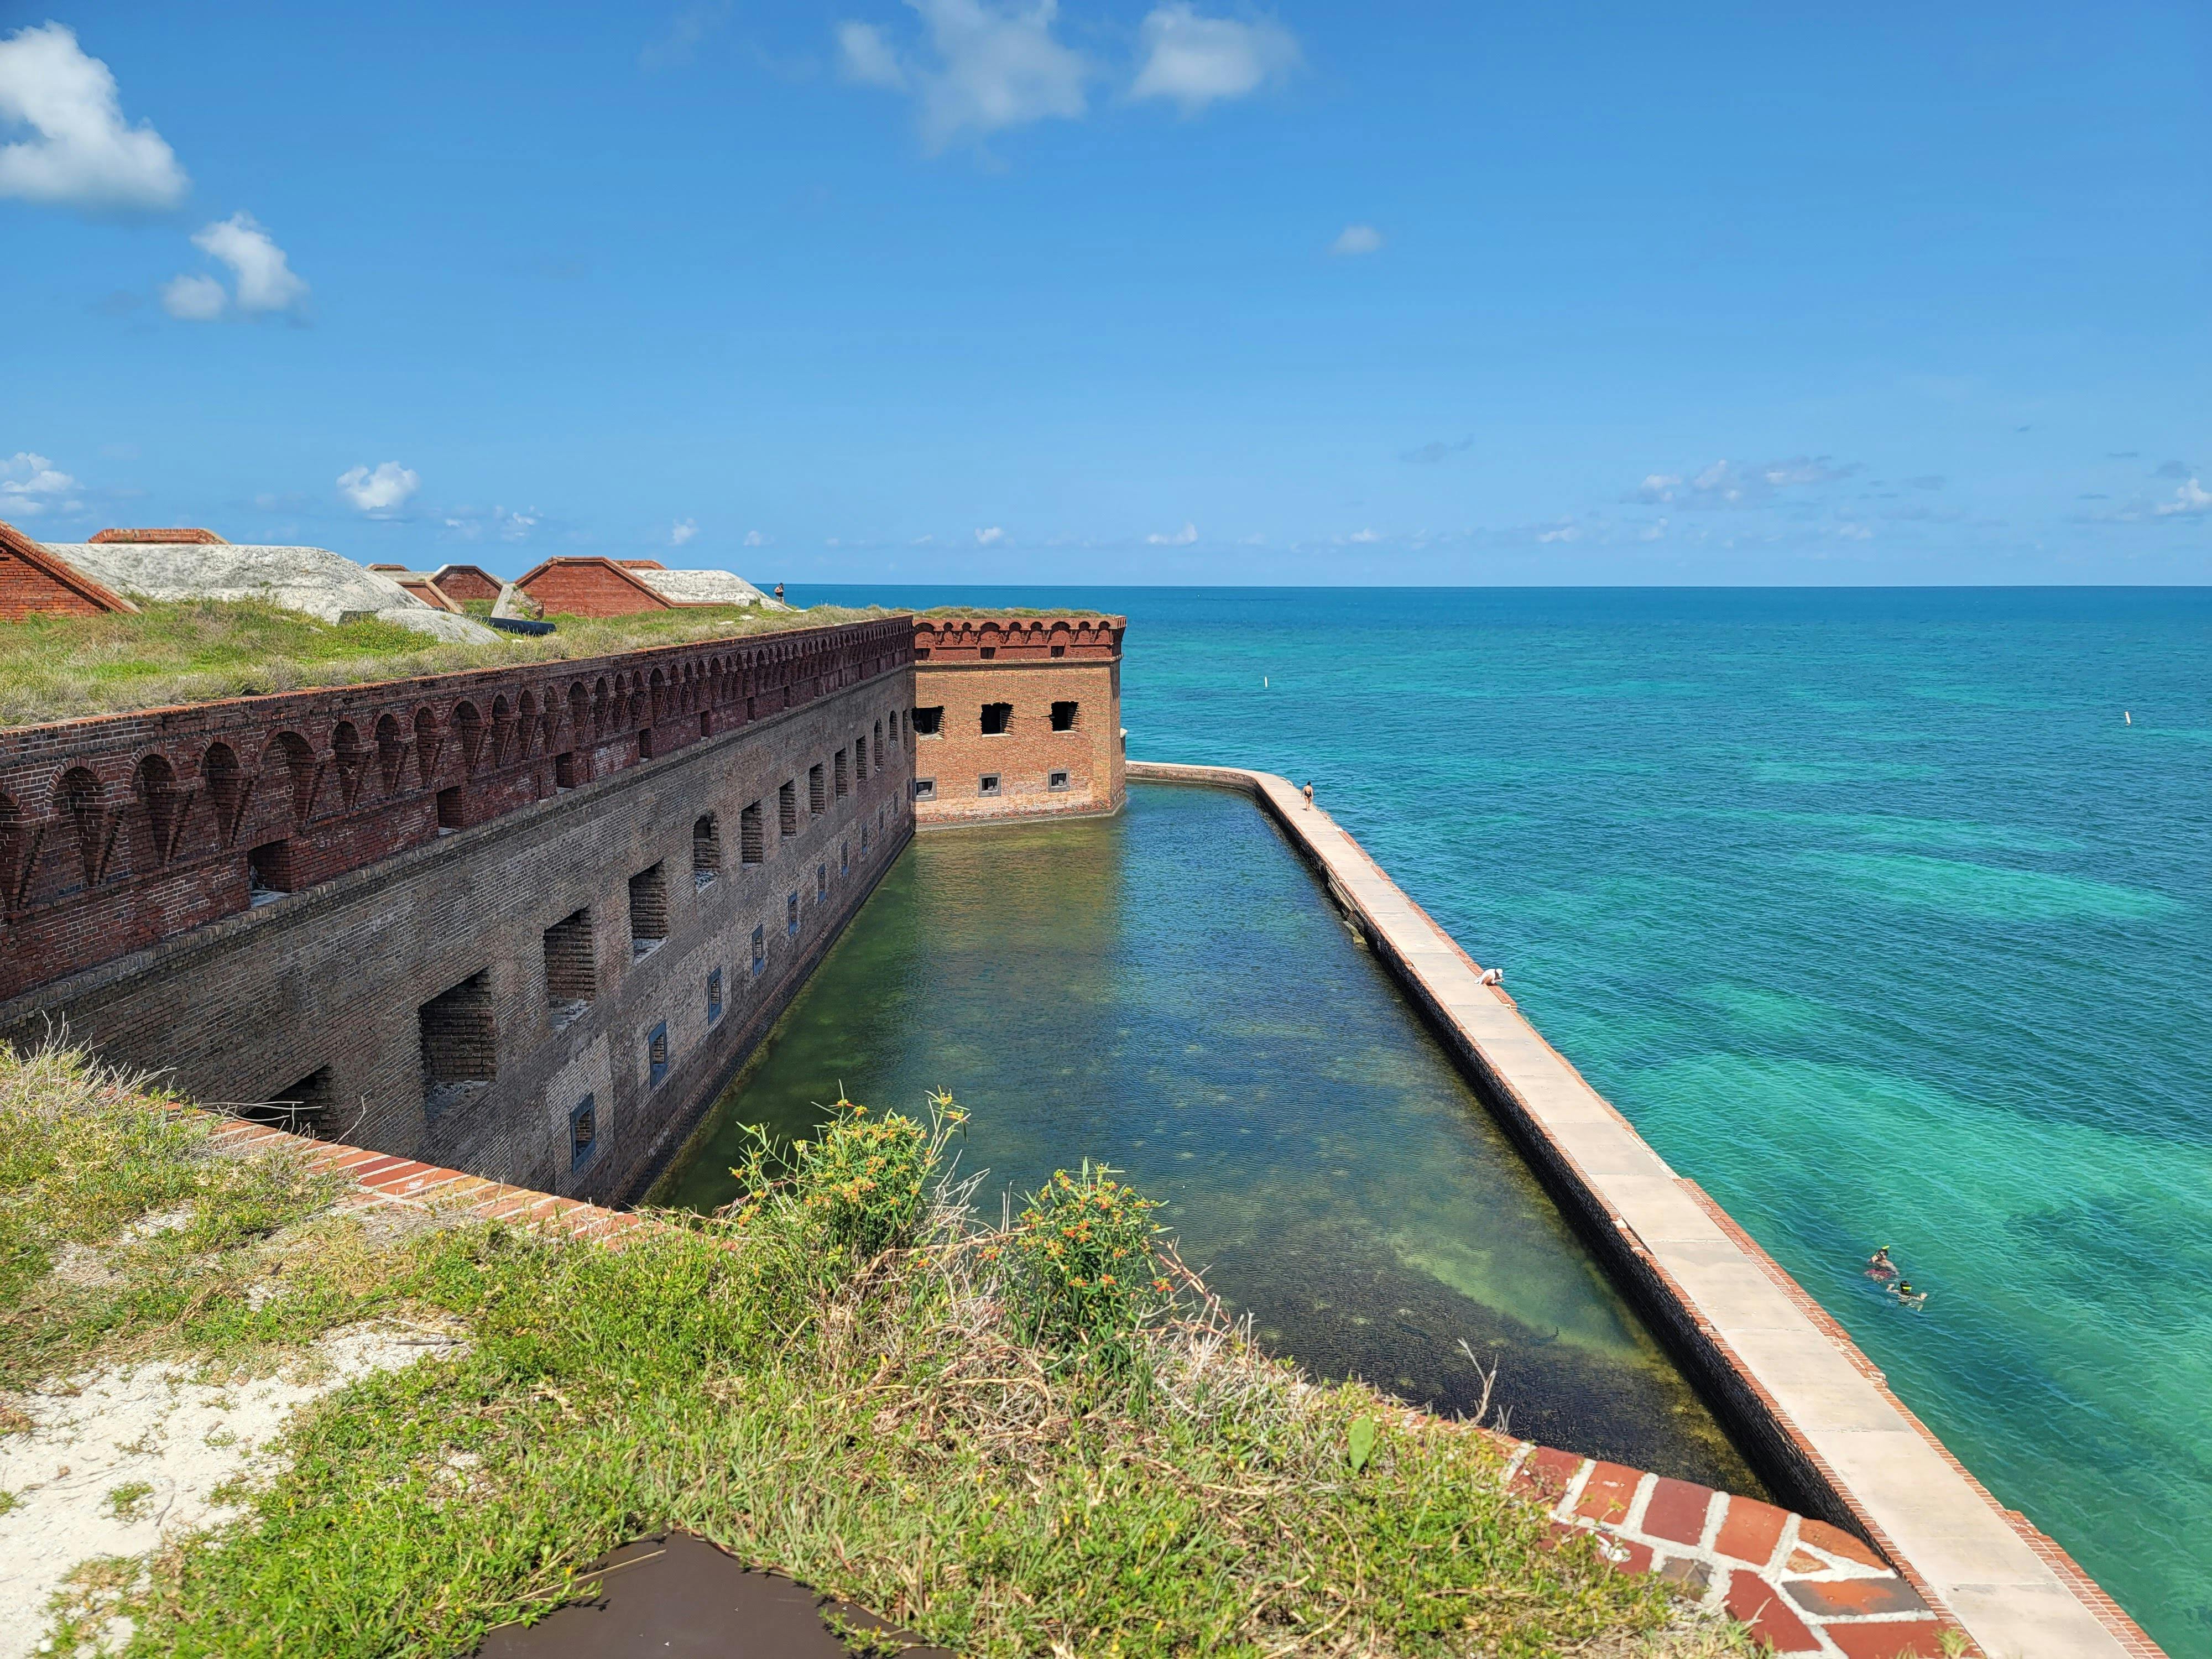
[
  {"left": 910, "top": 614, "right": 1125, "bottom": 662},
  {"left": 0, "top": 617, "right": 911, "bottom": 999}
]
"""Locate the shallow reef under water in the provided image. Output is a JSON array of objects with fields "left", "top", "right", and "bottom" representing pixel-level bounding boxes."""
[{"left": 660, "top": 782, "right": 1756, "bottom": 1492}]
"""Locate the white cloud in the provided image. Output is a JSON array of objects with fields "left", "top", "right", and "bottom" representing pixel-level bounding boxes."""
[
  {"left": 974, "top": 525, "right": 1006, "bottom": 545},
  {"left": 1345, "top": 527, "right": 1380, "bottom": 543},
  {"left": 2154, "top": 477, "right": 2210, "bottom": 517},
  {"left": 671, "top": 518, "right": 699, "bottom": 546},
  {"left": 1535, "top": 523, "right": 1579, "bottom": 544},
  {"left": 1129, "top": 6, "right": 1297, "bottom": 113},
  {"left": 159, "top": 272, "right": 226, "bottom": 321},
  {"left": 837, "top": 21, "right": 909, "bottom": 88},
  {"left": 1331, "top": 223, "right": 1382, "bottom": 256},
  {"left": 191, "top": 212, "right": 308, "bottom": 315},
  {"left": 0, "top": 23, "right": 188, "bottom": 212},
  {"left": 1633, "top": 456, "right": 1858, "bottom": 509},
  {"left": 641, "top": 2, "right": 733, "bottom": 70},
  {"left": 0, "top": 451, "right": 81, "bottom": 516},
  {"left": 1145, "top": 521, "right": 1198, "bottom": 545},
  {"left": 1835, "top": 522, "right": 1874, "bottom": 540},
  {"left": 743, "top": 529, "right": 768, "bottom": 547},
  {"left": 836, "top": 1, "right": 1088, "bottom": 150},
  {"left": 337, "top": 462, "right": 420, "bottom": 515}
]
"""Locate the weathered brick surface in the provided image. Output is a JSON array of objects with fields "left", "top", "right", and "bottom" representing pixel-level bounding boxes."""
[
  {"left": 0, "top": 617, "right": 911, "bottom": 1000},
  {"left": 1, "top": 622, "right": 917, "bottom": 1206},
  {"left": 910, "top": 615, "right": 1124, "bottom": 826},
  {"left": 0, "top": 518, "right": 135, "bottom": 620}
]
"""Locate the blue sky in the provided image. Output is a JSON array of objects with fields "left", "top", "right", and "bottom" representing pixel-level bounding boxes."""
[{"left": 1, "top": 1, "right": 2205, "bottom": 585}]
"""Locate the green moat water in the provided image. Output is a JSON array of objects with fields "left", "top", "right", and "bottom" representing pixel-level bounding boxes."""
[{"left": 660, "top": 782, "right": 1755, "bottom": 1490}]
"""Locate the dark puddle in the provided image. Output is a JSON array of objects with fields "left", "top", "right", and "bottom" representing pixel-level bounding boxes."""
[{"left": 476, "top": 1532, "right": 949, "bottom": 1658}]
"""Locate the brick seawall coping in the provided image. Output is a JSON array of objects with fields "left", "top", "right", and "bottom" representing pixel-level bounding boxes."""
[
  {"left": 1125, "top": 761, "right": 2159, "bottom": 1659},
  {"left": 204, "top": 1110, "right": 1974, "bottom": 1656}
]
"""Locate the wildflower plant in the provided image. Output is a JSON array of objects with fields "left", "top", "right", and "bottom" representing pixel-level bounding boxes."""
[
  {"left": 726, "top": 1090, "right": 966, "bottom": 1267},
  {"left": 1005, "top": 1160, "right": 1171, "bottom": 1368}
]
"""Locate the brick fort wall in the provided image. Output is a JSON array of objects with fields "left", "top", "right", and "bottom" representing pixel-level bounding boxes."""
[
  {"left": 910, "top": 615, "right": 1125, "bottom": 826},
  {"left": 0, "top": 619, "right": 918, "bottom": 1202}
]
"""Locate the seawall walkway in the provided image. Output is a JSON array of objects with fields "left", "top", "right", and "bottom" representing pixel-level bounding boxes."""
[{"left": 1126, "top": 761, "right": 2157, "bottom": 1659}]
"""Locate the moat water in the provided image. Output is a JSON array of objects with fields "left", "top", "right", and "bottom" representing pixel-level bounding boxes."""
[
  {"left": 660, "top": 782, "right": 1757, "bottom": 1490},
  {"left": 769, "top": 583, "right": 2209, "bottom": 1654}
]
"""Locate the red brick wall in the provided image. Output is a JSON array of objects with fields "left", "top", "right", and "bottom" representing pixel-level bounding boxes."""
[
  {"left": 518, "top": 560, "right": 669, "bottom": 618},
  {"left": 435, "top": 566, "right": 502, "bottom": 603},
  {"left": 0, "top": 551, "right": 111, "bottom": 622},
  {"left": 910, "top": 617, "right": 1125, "bottom": 826},
  {"left": 0, "top": 617, "right": 913, "bottom": 1002}
]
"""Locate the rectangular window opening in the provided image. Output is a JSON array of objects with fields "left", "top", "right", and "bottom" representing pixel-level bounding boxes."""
[
  {"left": 786, "top": 891, "right": 799, "bottom": 937},
  {"left": 554, "top": 752, "right": 578, "bottom": 790},
  {"left": 855, "top": 735, "right": 869, "bottom": 779},
  {"left": 693, "top": 813, "right": 721, "bottom": 888},
  {"left": 752, "top": 923, "right": 766, "bottom": 974},
  {"left": 913, "top": 777, "right": 937, "bottom": 802},
  {"left": 250, "top": 1065, "right": 332, "bottom": 1133},
  {"left": 247, "top": 839, "right": 293, "bottom": 904},
  {"left": 1050, "top": 700, "right": 1079, "bottom": 732},
  {"left": 979, "top": 773, "right": 1001, "bottom": 797},
  {"left": 840, "top": 839, "right": 849, "bottom": 875},
  {"left": 544, "top": 907, "right": 594, "bottom": 1024},
  {"left": 435, "top": 785, "right": 465, "bottom": 833},
  {"left": 419, "top": 970, "right": 494, "bottom": 1113},
  {"left": 629, "top": 863, "right": 667, "bottom": 957},
  {"left": 570, "top": 1093, "right": 598, "bottom": 1169},
  {"left": 707, "top": 966, "right": 724, "bottom": 1024},
  {"left": 816, "top": 861, "right": 828, "bottom": 900},
  {"left": 834, "top": 748, "right": 849, "bottom": 799},
  {"left": 1048, "top": 770, "right": 1071, "bottom": 791},
  {"left": 913, "top": 706, "right": 943, "bottom": 737},
  {"left": 647, "top": 1022, "right": 670, "bottom": 1088},
  {"left": 979, "top": 702, "right": 1012, "bottom": 736},
  {"left": 740, "top": 801, "right": 765, "bottom": 863},
  {"left": 779, "top": 780, "right": 798, "bottom": 837},
  {"left": 809, "top": 763, "right": 826, "bottom": 815}
]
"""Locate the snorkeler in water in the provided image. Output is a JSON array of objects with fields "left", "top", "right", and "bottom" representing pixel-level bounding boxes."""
[
  {"left": 1866, "top": 1245, "right": 1898, "bottom": 1282},
  {"left": 1892, "top": 1280, "right": 1927, "bottom": 1310}
]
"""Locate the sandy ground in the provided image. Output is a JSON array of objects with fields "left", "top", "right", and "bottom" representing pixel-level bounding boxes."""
[{"left": 0, "top": 1322, "right": 464, "bottom": 1657}]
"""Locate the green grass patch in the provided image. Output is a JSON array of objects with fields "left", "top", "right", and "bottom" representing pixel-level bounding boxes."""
[
  {"left": 2, "top": 1046, "right": 1742, "bottom": 1657},
  {"left": 0, "top": 598, "right": 900, "bottom": 727}
]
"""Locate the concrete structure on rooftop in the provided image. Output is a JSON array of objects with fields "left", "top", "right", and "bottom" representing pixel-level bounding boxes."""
[
  {"left": 515, "top": 556, "right": 781, "bottom": 618},
  {"left": 0, "top": 518, "right": 494, "bottom": 641}
]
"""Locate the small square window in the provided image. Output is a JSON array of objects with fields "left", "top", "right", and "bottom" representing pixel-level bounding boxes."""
[
  {"left": 1048, "top": 770, "right": 1070, "bottom": 791},
  {"left": 752, "top": 924, "right": 766, "bottom": 974},
  {"left": 979, "top": 774, "right": 1001, "bottom": 797},
  {"left": 786, "top": 891, "right": 799, "bottom": 937},
  {"left": 648, "top": 1022, "right": 670, "bottom": 1087},
  {"left": 1050, "top": 701, "right": 1078, "bottom": 732},
  {"left": 914, "top": 778, "right": 936, "bottom": 802},
  {"left": 570, "top": 1093, "right": 598, "bottom": 1169},
  {"left": 707, "top": 967, "right": 723, "bottom": 1024}
]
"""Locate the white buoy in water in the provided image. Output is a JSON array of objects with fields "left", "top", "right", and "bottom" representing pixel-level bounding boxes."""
[
  {"left": 1263, "top": 675, "right": 1269, "bottom": 688},
  {"left": 2125, "top": 711, "right": 2132, "bottom": 724}
]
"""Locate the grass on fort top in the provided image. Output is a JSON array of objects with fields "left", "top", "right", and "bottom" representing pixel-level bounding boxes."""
[
  {"left": 0, "top": 1043, "right": 1755, "bottom": 1659},
  {"left": 0, "top": 599, "right": 1109, "bottom": 728},
  {"left": 0, "top": 598, "right": 901, "bottom": 728}
]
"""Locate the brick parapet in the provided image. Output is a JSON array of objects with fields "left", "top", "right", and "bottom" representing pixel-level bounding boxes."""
[
  {"left": 0, "top": 617, "right": 912, "bottom": 1000},
  {"left": 910, "top": 614, "right": 1124, "bottom": 661}
]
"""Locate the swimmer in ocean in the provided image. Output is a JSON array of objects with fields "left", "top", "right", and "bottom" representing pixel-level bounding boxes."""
[
  {"left": 1892, "top": 1280, "right": 1927, "bottom": 1310},
  {"left": 1866, "top": 1245, "right": 1898, "bottom": 1282}
]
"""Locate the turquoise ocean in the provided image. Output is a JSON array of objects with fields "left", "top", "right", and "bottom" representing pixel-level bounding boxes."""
[{"left": 794, "top": 585, "right": 2211, "bottom": 1653}]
